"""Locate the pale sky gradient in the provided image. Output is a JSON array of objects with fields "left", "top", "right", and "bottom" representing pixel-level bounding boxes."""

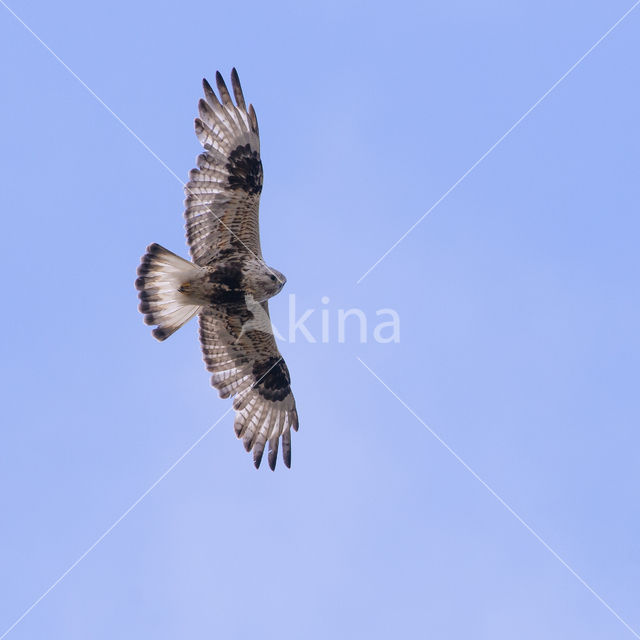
[{"left": 1, "top": 1, "right": 639, "bottom": 639}]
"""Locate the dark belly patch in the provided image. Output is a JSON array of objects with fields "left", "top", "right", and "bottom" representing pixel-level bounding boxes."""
[{"left": 208, "top": 262, "right": 245, "bottom": 304}]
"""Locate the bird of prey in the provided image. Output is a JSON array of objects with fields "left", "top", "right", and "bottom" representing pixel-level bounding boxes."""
[{"left": 135, "top": 69, "right": 298, "bottom": 470}]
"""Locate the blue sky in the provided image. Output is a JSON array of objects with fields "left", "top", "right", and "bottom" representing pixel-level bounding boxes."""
[{"left": 1, "top": 1, "right": 639, "bottom": 638}]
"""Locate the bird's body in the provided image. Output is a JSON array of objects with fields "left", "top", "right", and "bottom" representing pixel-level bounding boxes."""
[
  {"left": 178, "top": 256, "right": 286, "bottom": 307},
  {"left": 136, "top": 69, "right": 298, "bottom": 470}
]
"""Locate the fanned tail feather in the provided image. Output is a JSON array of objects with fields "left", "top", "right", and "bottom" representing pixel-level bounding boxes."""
[{"left": 135, "top": 243, "right": 201, "bottom": 341}]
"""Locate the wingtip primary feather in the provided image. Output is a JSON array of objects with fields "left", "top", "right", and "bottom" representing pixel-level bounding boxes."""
[
  {"left": 248, "top": 104, "right": 259, "bottom": 135},
  {"left": 215, "top": 71, "right": 232, "bottom": 106},
  {"left": 202, "top": 78, "right": 219, "bottom": 106},
  {"left": 194, "top": 117, "right": 204, "bottom": 136},
  {"left": 198, "top": 98, "right": 214, "bottom": 121},
  {"left": 268, "top": 437, "right": 279, "bottom": 471},
  {"left": 253, "top": 447, "right": 264, "bottom": 469},
  {"left": 230, "top": 68, "right": 246, "bottom": 110},
  {"left": 282, "top": 431, "right": 292, "bottom": 468}
]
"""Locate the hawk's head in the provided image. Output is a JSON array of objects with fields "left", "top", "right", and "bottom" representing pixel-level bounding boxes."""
[{"left": 252, "top": 265, "right": 286, "bottom": 301}]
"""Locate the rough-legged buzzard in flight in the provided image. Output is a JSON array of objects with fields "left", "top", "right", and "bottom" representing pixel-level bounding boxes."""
[{"left": 136, "top": 69, "right": 298, "bottom": 470}]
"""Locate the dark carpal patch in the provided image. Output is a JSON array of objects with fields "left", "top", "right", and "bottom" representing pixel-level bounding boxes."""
[
  {"left": 226, "top": 143, "right": 263, "bottom": 195},
  {"left": 253, "top": 357, "right": 291, "bottom": 402}
]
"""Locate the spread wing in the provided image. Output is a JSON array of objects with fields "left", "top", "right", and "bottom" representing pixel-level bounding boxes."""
[
  {"left": 185, "top": 69, "right": 263, "bottom": 266},
  {"left": 199, "top": 300, "right": 298, "bottom": 470}
]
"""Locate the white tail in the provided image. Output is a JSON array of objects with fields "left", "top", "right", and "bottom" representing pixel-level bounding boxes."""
[{"left": 135, "top": 243, "right": 201, "bottom": 341}]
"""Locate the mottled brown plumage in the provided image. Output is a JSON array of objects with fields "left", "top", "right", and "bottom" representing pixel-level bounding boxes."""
[{"left": 136, "top": 69, "right": 298, "bottom": 469}]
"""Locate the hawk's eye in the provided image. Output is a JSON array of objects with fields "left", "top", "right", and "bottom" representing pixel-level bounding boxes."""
[{"left": 270, "top": 275, "right": 277, "bottom": 282}]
